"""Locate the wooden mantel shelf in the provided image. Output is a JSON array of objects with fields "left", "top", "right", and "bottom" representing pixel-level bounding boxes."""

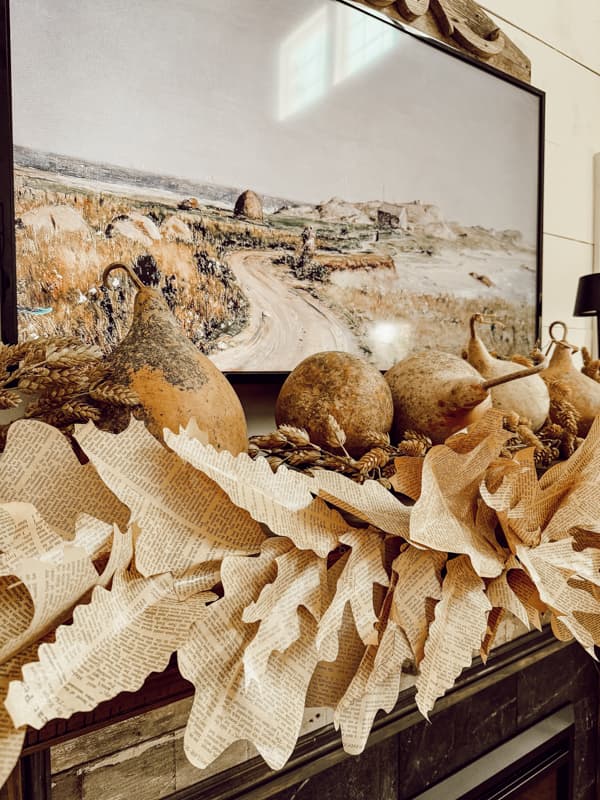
[{"left": 14, "top": 627, "right": 599, "bottom": 800}]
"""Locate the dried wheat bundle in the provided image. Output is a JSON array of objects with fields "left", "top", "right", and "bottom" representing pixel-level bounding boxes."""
[
  {"left": 0, "top": 336, "right": 140, "bottom": 446},
  {"left": 581, "top": 346, "right": 600, "bottom": 382},
  {"left": 249, "top": 422, "right": 432, "bottom": 487}
]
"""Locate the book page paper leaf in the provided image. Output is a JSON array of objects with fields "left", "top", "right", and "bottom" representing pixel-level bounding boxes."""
[
  {"left": 0, "top": 545, "right": 99, "bottom": 664},
  {"left": 75, "top": 420, "right": 266, "bottom": 576},
  {"left": 480, "top": 607, "right": 505, "bottom": 663},
  {"left": 179, "top": 541, "right": 318, "bottom": 771},
  {"left": 316, "top": 530, "right": 389, "bottom": 657},
  {"left": 0, "top": 419, "right": 128, "bottom": 535},
  {"left": 0, "top": 642, "right": 40, "bottom": 787},
  {"left": 242, "top": 547, "right": 327, "bottom": 685},
  {"left": 389, "top": 456, "right": 423, "bottom": 501},
  {"left": 334, "top": 618, "right": 411, "bottom": 755},
  {"left": 390, "top": 546, "right": 445, "bottom": 665},
  {"left": 410, "top": 436, "right": 508, "bottom": 577},
  {"left": 5, "top": 568, "right": 212, "bottom": 729},
  {"left": 165, "top": 425, "right": 343, "bottom": 557},
  {"left": 415, "top": 555, "right": 491, "bottom": 718},
  {"left": 516, "top": 544, "right": 600, "bottom": 652},
  {"left": 309, "top": 470, "right": 411, "bottom": 538},
  {"left": 486, "top": 559, "right": 537, "bottom": 630}
]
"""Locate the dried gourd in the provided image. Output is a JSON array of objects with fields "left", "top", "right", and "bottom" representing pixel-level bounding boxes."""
[
  {"left": 541, "top": 322, "right": 600, "bottom": 437},
  {"left": 101, "top": 262, "right": 247, "bottom": 454},
  {"left": 385, "top": 350, "right": 543, "bottom": 444},
  {"left": 275, "top": 350, "right": 393, "bottom": 457},
  {"left": 466, "top": 314, "right": 549, "bottom": 430}
]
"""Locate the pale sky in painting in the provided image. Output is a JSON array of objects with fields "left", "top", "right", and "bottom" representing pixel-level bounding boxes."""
[{"left": 10, "top": 0, "right": 540, "bottom": 242}]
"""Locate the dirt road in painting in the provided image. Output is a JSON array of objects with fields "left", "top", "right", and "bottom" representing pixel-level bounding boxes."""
[{"left": 210, "top": 250, "right": 359, "bottom": 371}]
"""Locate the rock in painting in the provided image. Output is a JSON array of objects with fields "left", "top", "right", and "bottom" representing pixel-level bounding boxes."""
[
  {"left": 234, "top": 190, "right": 263, "bottom": 221},
  {"left": 105, "top": 212, "right": 161, "bottom": 247},
  {"left": 20, "top": 205, "right": 91, "bottom": 237}
]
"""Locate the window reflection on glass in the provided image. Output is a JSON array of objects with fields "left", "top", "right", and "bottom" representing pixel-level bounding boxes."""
[
  {"left": 334, "top": 4, "right": 397, "bottom": 83},
  {"left": 278, "top": 5, "right": 330, "bottom": 120},
  {"left": 279, "top": 3, "right": 399, "bottom": 120}
]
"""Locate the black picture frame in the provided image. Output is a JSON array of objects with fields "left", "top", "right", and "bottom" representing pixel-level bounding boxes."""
[{"left": 0, "top": 0, "right": 544, "bottom": 380}]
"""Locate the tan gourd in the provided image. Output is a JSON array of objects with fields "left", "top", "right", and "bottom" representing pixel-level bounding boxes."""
[
  {"left": 275, "top": 351, "right": 393, "bottom": 457},
  {"left": 385, "top": 350, "right": 543, "bottom": 444},
  {"left": 541, "top": 321, "right": 600, "bottom": 437},
  {"left": 102, "top": 262, "right": 247, "bottom": 454},
  {"left": 466, "top": 314, "right": 549, "bottom": 430}
]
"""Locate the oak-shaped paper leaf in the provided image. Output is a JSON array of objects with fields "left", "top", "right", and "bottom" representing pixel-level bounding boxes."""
[
  {"left": 334, "top": 616, "right": 411, "bottom": 755},
  {"left": 316, "top": 529, "right": 389, "bottom": 659},
  {"left": 179, "top": 540, "right": 319, "bottom": 771},
  {"left": 516, "top": 543, "right": 600, "bottom": 654},
  {"left": 76, "top": 419, "right": 266, "bottom": 576},
  {"left": 242, "top": 545, "right": 327, "bottom": 685},
  {"left": 486, "top": 556, "right": 539, "bottom": 631},
  {"left": 0, "top": 419, "right": 128, "bottom": 536},
  {"left": 390, "top": 545, "right": 445, "bottom": 665},
  {"left": 415, "top": 555, "right": 491, "bottom": 718},
  {"left": 165, "top": 424, "right": 344, "bottom": 557},
  {"left": 0, "top": 641, "right": 41, "bottom": 788},
  {"left": 411, "top": 432, "right": 509, "bottom": 577},
  {"left": 309, "top": 470, "right": 411, "bottom": 538},
  {"left": 5, "top": 568, "right": 212, "bottom": 729}
]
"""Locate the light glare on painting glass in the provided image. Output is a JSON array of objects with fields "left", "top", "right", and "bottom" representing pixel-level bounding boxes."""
[
  {"left": 278, "top": 6, "right": 330, "bottom": 120},
  {"left": 278, "top": 3, "right": 399, "bottom": 120},
  {"left": 334, "top": 5, "right": 397, "bottom": 84}
]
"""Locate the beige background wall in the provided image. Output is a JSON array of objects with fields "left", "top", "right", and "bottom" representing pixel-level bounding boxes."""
[{"left": 481, "top": 0, "right": 600, "bottom": 353}]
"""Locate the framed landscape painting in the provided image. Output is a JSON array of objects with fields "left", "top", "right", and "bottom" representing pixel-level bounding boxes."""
[{"left": 1, "top": 0, "right": 544, "bottom": 373}]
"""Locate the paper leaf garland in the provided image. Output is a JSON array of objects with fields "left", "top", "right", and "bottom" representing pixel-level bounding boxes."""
[{"left": 2, "top": 408, "right": 600, "bottom": 789}]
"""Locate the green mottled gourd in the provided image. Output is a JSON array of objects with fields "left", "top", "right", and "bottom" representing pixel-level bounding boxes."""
[
  {"left": 101, "top": 262, "right": 248, "bottom": 454},
  {"left": 466, "top": 314, "right": 549, "bottom": 431}
]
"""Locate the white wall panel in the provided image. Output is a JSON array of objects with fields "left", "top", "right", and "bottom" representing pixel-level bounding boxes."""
[{"left": 485, "top": 3, "right": 600, "bottom": 352}]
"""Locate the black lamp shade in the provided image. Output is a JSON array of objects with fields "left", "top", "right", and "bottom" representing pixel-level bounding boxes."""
[{"left": 573, "top": 273, "right": 600, "bottom": 316}]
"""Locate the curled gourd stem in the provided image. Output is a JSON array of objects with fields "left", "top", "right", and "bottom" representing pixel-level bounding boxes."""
[
  {"left": 102, "top": 262, "right": 145, "bottom": 292},
  {"left": 545, "top": 320, "right": 578, "bottom": 356}
]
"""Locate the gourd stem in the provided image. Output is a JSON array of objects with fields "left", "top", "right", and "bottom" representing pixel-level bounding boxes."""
[
  {"left": 102, "top": 262, "right": 145, "bottom": 291},
  {"left": 469, "top": 312, "right": 504, "bottom": 338},
  {"left": 481, "top": 362, "right": 544, "bottom": 390}
]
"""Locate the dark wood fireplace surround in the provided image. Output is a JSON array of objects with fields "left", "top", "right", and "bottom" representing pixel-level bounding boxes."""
[{"left": 7, "top": 628, "right": 599, "bottom": 800}]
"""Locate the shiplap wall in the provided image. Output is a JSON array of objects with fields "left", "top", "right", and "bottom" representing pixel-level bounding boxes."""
[{"left": 481, "top": 0, "right": 600, "bottom": 353}]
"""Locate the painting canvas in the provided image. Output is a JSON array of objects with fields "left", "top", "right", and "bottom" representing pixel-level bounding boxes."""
[{"left": 7, "top": 0, "right": 543, "bottom": 372}]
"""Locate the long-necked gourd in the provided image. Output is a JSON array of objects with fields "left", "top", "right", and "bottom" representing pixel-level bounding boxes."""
[
  {"left": 466, "top": 314, "right": 549, "bottom": 430},
  {"left": 541, "top": 322, "right": 600, "bottom": 437},
  {"left": 101, "top": 262, "right": 247, "bottom": 454}
]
